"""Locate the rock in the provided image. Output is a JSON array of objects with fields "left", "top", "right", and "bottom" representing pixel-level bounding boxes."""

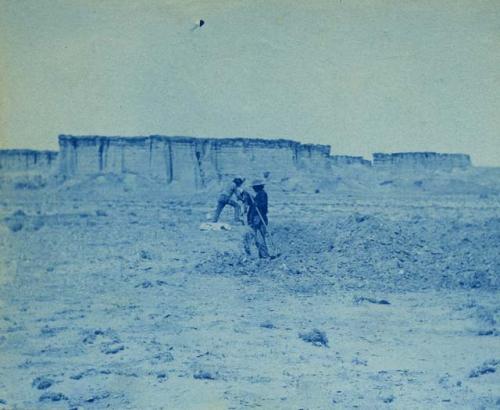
[
  {"left": 70, "top": 372, "right": 84, "bottom": 380},
  {"left": 381, "top": 394, "right": 395, "bottom": 403},
  {"left": 100, "top": 343, "right": 124, "bottom": 355},
  {"left": 354, "top": 296, "right": 391, "bottom": 305},
  {"left": 156, "top": 372, "right": 168, "bottom": 381},
  {"left": 352, "top": 357, "right": 368, "bottom": 366},
  {"left": 85, "top": 391, "right": 110, "bottom": 403},
  {"left": 82, "top": 334, "right": 96, "bottom": 344},
  {"left": 139, "top": 250, "right": 152, "bottom": 260},
  {"left": 469, "top": 359, "right": 499, "bottom": 378},
  {"left": 260, "top": 320, "right": 275, "bottom": 329},
  {"left": 82, "top": 329, "right": 106, "bottom": 344},
  {"left": 151, "top": 351, "right": 174, "bottom": 364},
  {"left": 136, "top": 280, "right": 154, "bottom": 288},
  {"left": 299, "top": 329, "right": 329, "bottom": 347},
  {"left": 40, "top": 325, "right": 65, "bottom": 337},
  {"left": 6, "top": 220, "right": 23, "bottom": 232},
  {"left": 354, "top": 213, "right": 369, "bottom": 223},
  {"left": 379, "top": 180, "right": 394, "bottom": 186},
  {"left": 39, "top": 392, "right": 68, "bottom": 402},
  {"left": 477, "top": 329, "right": 498, "bottom": 336},
  {"left": 193, "top": 370, "right": 217, "bottom": 380},
  {"left": 32, "top": 376, "right": 54, "bottom": 390}
]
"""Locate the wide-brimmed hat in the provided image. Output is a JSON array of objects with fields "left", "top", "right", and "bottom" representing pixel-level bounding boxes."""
[{"left": 251, "top": 179, "right": 265, "bottom": 187}]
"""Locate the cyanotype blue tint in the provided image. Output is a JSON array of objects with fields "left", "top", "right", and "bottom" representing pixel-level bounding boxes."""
[{"left": 0, "top": 1, "right": 499, "bottom": 409}]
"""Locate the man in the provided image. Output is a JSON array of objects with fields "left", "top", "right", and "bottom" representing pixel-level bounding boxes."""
[
  {"left": 212, "top": 177, "right": 245, "bottom": 224},
  {"left": 243, "top": 179, "right": 270, "bottom": 258}
]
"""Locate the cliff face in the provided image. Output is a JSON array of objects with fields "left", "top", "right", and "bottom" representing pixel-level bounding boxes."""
[
  {"left": 0, "top": 149, "right": 58, "bottom": 173},
  {"left": 1, "top": 138, "right": 477, "bottom": 192},
  {"left": 372, "top": 152, "right": 471, "bottom": 169},
  {"left": 330, "top": 155, "right": 371, "bottom": 167},
  {"left": 58, "top": 135, "right": 332, "bottom": 187}
]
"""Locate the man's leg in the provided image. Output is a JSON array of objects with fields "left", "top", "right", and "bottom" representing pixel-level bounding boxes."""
[
  {"left": 212, "top": 200, "right": 226, "bottom": 223},
  {"left": 255, "top": 225, "right": 270, "bottom": 258},
  {"left": 227, "top": 199, "right": 242, "bottom": 223},
  {"left": 243, "top": 228, "right": 254, "bottom": 256}
]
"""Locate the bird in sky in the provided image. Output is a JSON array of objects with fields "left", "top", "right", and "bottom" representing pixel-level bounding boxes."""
[{"left": 191, "top": 19, "right": 205, "bottom": 31}]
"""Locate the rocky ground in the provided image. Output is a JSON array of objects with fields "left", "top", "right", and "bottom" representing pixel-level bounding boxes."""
[{"left": 0, "top": 181, "right": 499, "bottom": 409}]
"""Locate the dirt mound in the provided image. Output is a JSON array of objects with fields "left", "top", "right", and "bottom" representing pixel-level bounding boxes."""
[{"left": 197, "top": 213, "right": 500, "bottom": 291}]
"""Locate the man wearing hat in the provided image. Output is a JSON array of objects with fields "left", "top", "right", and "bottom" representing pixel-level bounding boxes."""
[
  {"left": 243, "top": 179, "right": 270, "bottom": 258},
  {"left": 212, "top": 177, "right": 245, "bottom": 224}
]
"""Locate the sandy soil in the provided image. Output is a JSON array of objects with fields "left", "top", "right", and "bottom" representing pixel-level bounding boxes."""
[{"left": 0, "top": 189, "right": 499, "bottom": 409}]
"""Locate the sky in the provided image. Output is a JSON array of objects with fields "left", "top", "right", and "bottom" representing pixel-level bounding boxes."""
[{"left": 0, "top": 0, "right": 499, "bottom": 165}]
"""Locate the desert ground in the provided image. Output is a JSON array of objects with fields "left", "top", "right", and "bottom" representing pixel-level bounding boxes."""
[{"left": 0, "top": 174, "right": 499, "bottom": 409}]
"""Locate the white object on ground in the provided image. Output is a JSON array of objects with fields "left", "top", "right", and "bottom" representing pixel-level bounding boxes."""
[{"left": 199, "top": 222, "right": 232, "bottom": 231}]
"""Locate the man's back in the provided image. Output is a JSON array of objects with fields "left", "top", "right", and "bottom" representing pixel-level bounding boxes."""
[
  {"left": 220, "top": 182, "right": 237, "bottom": 199},
  {"left": 248, "top": 190, "right": 268, "bottom": 226}
]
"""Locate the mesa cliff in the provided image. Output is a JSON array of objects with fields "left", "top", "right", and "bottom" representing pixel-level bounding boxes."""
[
  {"left": 57, "top": 135, "right": 331, "bottom": 188},
  {"left": 0, "top": 135, "right": 475, "bottom": 190},
  {"left": 373, "top": 152, "right": 471, "bottom": 169},
  {"left": 0, "top": 150, "right": 58, "bottom": 173}
]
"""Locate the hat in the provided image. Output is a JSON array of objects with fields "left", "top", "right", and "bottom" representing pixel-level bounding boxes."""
[
  {"left": 233, "top": 177, "right": 245, "bottom": 184},
  {"left": 251, "top": 179, "right": 265, "bottom": 187}
]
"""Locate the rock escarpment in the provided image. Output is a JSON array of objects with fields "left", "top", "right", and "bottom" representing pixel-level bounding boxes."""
[
  {"left": 372, "top": 152, "right": 471, "bottom": 169},
  {"left": 1, "top": 136, "right": 476, "bottom": 191},
  {"left": 58, "top": 135, "right": 331, "bottom": 187},
  {"left": 0, "top": 150, "right": 58, "bottom": 173}
]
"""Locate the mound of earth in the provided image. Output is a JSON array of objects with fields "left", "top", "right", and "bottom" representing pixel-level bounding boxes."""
[{"left": 197, "top": 213, "right": 500, "bottom": 292}]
